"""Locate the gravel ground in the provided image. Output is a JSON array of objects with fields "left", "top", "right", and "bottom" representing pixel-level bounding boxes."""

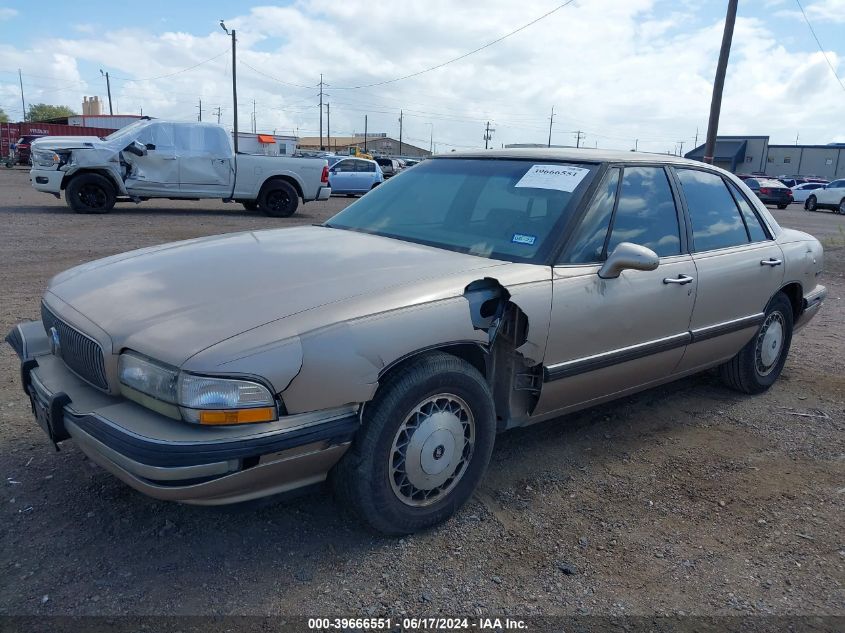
[{"left": 0, "top": 166, "right": 843, "bottom": 618}]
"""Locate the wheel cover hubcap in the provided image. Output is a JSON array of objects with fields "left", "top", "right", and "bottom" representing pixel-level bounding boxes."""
[
  {"left": 755, "top": 312, "right": 785, "bottom": 376},
  {"left": 389, "top": 394, "right": 475, "bottom": 507}
]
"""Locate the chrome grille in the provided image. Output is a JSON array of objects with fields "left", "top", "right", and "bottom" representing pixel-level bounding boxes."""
[{"left": 41, "top": 303, "right": 109, "bottom": 390}]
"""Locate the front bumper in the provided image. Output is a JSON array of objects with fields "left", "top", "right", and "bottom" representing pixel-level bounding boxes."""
[
  {"left": 29, "top": 167, "right": 64, "bottom": 194},
  {"left": 794, "top": 284, "right": 826, "bottom": 331},
  {"left": 6, "top": 321, "right": 358, "bottom": 505},
  {"left": 316, "top": 185, "right": 331, "bottom": 201}
]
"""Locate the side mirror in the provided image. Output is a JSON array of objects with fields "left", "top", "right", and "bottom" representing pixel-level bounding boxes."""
[
  {"left": 598, "top": 242, "right": 659, "bottom": 279},
  {"left": 145, "top": 143, "right": 156, "bottom": 151},
  {"left": 124, "top": 140, "right": 148, "bottom": 157}
]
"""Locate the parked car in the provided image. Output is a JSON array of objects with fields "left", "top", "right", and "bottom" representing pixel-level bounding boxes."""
[
  {"left": 7, "top": 149, "right": 825, "bottom": 534},
  {"left": 743, "top": 177, "right": 793, "bottom": 208},
  {"left": 790, "top": 182, "right": 827, "bottom": 203},
  {"left": 375, "top": 157, "right": 402, "bottom": 178},
  {"left": 29, "top": 119, "right": 330, "bottom": 216},
  {"left": 13, "top": 134, "right": 46, "bottom": 165},
  {"left": 805, "top": 179, "right": 845, "bottom": 214},
  {"left": 777, "top": 177, "right": 806, "bottom": 188},
  {"left": 327, "top": 157, "right": 383, "bottom": 195}
]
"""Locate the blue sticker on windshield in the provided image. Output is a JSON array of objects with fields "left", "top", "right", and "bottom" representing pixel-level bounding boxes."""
[{"left": 511, "top": 233, "right": 537, "bottom": 246}]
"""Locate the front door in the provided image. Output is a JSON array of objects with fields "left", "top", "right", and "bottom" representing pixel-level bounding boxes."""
[
  {"left": 672, "top": 168, "right": 785, "bottom": 372},
  {"left": 535, "top": 165, "right": 697, "bottom": 416},
  {"left": 330, "top": 159, "right": 356, "bottom": 192},
  {"left": 124, "top": 122, "right": 179, "bottom": 194}
]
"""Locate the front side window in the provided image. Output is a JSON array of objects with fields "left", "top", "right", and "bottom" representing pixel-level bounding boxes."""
[
  {"left": 335, "top": 160, "right": 355, "bottom": 173},
  {"left": 605, "top": 166, "right": 681, "bottom": 257},
  {"left": 676, "top": 169, "right": 749, "bottom": 251},
  {"left": 326, "top": 158, "right": 597, "bottom": 262}
]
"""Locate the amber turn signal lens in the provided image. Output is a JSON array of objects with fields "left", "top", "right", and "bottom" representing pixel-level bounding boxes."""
[{"left": 198, "top": 407, "right": 276, "bottom": 425}]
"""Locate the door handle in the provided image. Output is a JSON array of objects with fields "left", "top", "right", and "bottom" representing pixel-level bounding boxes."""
[
  {"left": 663, "top": 274, "right": 694, "bottom": 285},
  {"left": 760, "top": 258, "right": 782, "bottom": 266}
]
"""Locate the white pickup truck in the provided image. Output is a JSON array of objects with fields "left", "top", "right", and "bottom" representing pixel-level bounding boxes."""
[{"left": 29, "top": 119, "right": 331, "bottom": 216}]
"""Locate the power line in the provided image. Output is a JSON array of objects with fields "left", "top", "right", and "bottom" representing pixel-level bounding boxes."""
[
  {"left": 239, "top": 61, "right": 318, "bottom": 89},
  {"left": 794, "top": 0, "right": 845, "bottom": 93},
  {"left": 330, "top": 0, "right": 579, "bottom": 89},
  {"left": 109, "top": 50, "right": 229, "bottom": 82}
]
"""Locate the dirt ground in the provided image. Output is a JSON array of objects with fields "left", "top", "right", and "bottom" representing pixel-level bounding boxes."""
[{"left": 0, "top": 166, "right": 842, "bottom": 618}]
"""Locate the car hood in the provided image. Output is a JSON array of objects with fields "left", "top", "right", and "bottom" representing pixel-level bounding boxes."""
[
  {"left": 45, "top": 226, "right": 506, "bottom": 366},
  {"left": 31, "top": 136, "right": 104, "bottom": 150}
]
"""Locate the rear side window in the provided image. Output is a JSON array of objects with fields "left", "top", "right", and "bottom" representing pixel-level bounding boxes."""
[
  {"left": 677, "top": 169, "right": 749, "bottom": 251},
  {"left": 727, "top": 181, "right": 768, "bottom": 242},
  {"left": 606, "top": 166, "right": 681, "bottom": 257},
  {"left": 356, "top": 160, "right": 376, "bottom": 172},
  {"left": 565, "top": 168, "right": 620, "bottom": 263}
]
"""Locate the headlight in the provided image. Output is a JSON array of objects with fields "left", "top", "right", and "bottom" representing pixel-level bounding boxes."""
[
  {"left": 118, "top": 353, "right": 178, "bottom": 403},
  {"left": 118, "top": 352, "right": 277, "bottom": 425},
  {"left": 32, "top": 149, "right": 61, "bottom": 167}
]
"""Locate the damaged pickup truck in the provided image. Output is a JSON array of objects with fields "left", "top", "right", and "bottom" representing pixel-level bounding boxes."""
[
  {"left": 28, "top": 118, "right": 330, "bottom": 216},
  {"left": 7, "top": 149, "right": 825, "bottom": 534}
]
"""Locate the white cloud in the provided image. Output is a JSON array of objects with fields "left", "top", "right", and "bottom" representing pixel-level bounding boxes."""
[
  {"left": 0, "top": 0, "right": 843, "bottom": 151},
  {"left": 777, "top": 0, "right": 845, "bottom": 23},
  {"left": 0, "top": 8, "right": 18, "bottom": 20}
]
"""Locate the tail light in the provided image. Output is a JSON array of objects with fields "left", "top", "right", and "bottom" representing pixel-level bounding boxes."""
[
  {"left": 760, "top": 187, "right": 770, "bottom": 195},
  {"left": 321, "top": 165, "right": 329, "bottom": 184},
  {"left": 786, "top": 189, "right": 793, "bottom": 197}
]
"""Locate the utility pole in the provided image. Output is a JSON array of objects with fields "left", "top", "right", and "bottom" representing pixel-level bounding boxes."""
[
  {"left": 252, "top": 99, "right": 256, "bottom": 133},
  {"left": 484, "top": 121, "right": 495, "bottom": 149},
  {"left": 99, "top": 70, "right": 113, "bottom": 115},
  {"left": 214, "top": 106, "right": 222, "bottom": 124},
  {"left": 429, "top": 124, "right": 434, "bottom": 154},
  {"left": 574, "top": 130, "right": 585, "bottom": 148},
  {"left": 326, "top": 103, "right": 331, "bottom": 152},
  {"left": 398, "top": 110, "right": 403, "bottom": 155},
  {"left": 694, "top": 127, "right": 699, "bottom": 147},
  {"left": 677, "top": 140, "right": 685, "bottom": 156},
  {"left": 634, "top": 138, "right": 638, "bottom": 151},
  {"left": 220, "top": 21, "right": 239, "bottom": 154},
  {"left": 197, "top": 98, "right": 202, "bottom": 122},
  {"left": 547, "top": 105, "right": 555, "bottom": 148},
  {"left": 703, "top": 0, "right": 738, "bottom": 164},
  {"left": 319, "top": 74, "right": 324, "bottom": 150},
  {"left": 364, "top": 115, "right": 368, "bottom": 153},
  {"left": 18, "top": 69, "right": 25, "bottom": 121},
  {"left": 795, "top": 132, "right": 799, "bottom": 145}
]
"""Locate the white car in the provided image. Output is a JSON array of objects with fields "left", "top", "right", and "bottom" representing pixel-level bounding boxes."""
[
  {"left": 29, "top": 119, "right": 331, "bottom": 217},
  {"left": 805, "top": 178, "right": 845, "bottom": 214},
  {"left": 790, "top": 182, "right": 826, "bottom": 203}
]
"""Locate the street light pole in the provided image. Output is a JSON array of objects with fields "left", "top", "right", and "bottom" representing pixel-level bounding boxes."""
[
  {"left": 220, "top": 21, "right": 239, "bottom": 154},
  {"left": 703, "top": 0, "right": 738, "bottom": 165}
]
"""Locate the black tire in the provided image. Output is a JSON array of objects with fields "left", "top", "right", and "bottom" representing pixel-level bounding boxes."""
[
  {"left": 777, "top": 204, "right": 788, "bottom": 209},
  {"left": 257, "top": 179, "right": 299, "bottom": 217},
  {"left": 333, "top": 351, "right": 496, "bottom": 535},
  {"left": 65, "top": 173, "right": 116, "bottom": 214},
  {"left": 720, "top": 292, "right": 793, "bottom": 394},
  {"left": 838, "top": 198, "right": 845, "bottom": 215},
  {"left": 241, "top": 200, "right": 258, "bottom": 212},
  {"left": 805, "top": 195, "right": 817, "bottom": 212}
]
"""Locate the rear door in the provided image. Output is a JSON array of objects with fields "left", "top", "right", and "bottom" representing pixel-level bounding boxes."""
[
  {"left": 175, "top": 124, "right": 233, "bottom": 196},
  {"left": 536, "top": 164, "right": 697, "bottom": 416},
  {"left": 354, "top": 159, "right": 377, "bottom": 191},
  {"left": 672, "top": 168, "right": 784, "bottom": 373}
]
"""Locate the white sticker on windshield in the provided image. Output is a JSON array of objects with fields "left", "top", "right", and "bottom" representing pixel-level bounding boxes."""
[{"left": 514, "top": 164, "right": 590, "bottom": 192}]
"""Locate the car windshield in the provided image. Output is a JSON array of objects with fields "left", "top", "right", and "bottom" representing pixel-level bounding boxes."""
[
  {"left": 325, "top": 158, "right": 598, "bottom": 262},
  {"left": 101, "top": 120, "right": 150, "bottom": 143}
]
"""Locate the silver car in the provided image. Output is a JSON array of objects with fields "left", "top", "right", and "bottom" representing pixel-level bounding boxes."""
[{"left": 7, "top": 149, "right": 826, "bottom": 535}]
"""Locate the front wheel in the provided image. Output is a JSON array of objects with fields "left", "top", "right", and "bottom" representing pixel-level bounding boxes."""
[
  {"left": 65, "top": 173, "right": 116, "bottom": 214},
  {"left": 777, "top": 203, "right": 788, "bottom": 209},
  {"left": 805, "top": 195, "right": 817, "bottom": 212},
  {"left": 838, "top": 198, "right": 845, "bottom": 215},
  {"left": 720, "top": 292, "right": 793, "bottom": 394},
  {"left": 333, "top": 352, "right": 496, "bottom": 535},
  {"left": 257, "top": 179, "right": 299, "bottom": 217}
]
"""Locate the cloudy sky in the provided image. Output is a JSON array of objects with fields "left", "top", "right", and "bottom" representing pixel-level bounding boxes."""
[{"left": 0, "top": 0, "right": 843, "bottom": 154}]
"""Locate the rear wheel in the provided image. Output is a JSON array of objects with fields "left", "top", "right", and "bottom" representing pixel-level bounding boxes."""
[
  {"left": 805, "top": 195, "right": 817, "bottom": 212},
  {"left": 838, "top": 198, "right": 845, "bottom": 215},
  {"left": 777, "top": 203, "right": 788, "bottom": 209},
  {"left": 333, "top": 352, "right": 496, "bottom": 535},
  {"left": 65, "top": 173, "right": 116, "bottom": 214},
  {"left": 720, "top": 292, "right": 793, "bottom": 394},
  {"left": 258, "top": 179, "right": 299, "bottom": 217}
]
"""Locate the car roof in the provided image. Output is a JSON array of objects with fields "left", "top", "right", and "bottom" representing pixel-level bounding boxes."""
[{"left": 442, "top": 147, "right": 713, "bottom": 167}]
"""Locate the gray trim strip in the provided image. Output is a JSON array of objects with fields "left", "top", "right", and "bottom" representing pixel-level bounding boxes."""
[{"left": 544, "top": 313, "right": 765, "bottom": 382}]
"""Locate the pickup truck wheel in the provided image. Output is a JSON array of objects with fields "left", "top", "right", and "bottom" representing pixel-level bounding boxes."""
[
  {"left": 65, "top": 173, "right": 116, "bottom": 214},
  {"left": 333, "top": 351, "right": 496, "bottom": 535},
  {"left": 720, "top": 292, "right": 793, "bottom": 394},
  {"left": 241, "top": 201, "right": 258, "bottom": 212},
  {"left": 258, "top": 180, "right": 298, "bottom": 217}
]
